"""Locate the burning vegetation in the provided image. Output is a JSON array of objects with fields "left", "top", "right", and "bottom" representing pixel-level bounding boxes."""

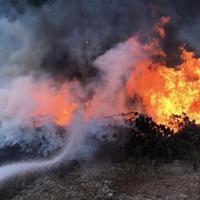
[{"left": 127, "top": 17, "right": 200, "bottom": 132}]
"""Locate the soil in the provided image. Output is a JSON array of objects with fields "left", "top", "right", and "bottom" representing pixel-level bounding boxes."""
[{"left": 0, "top": 160, "right": 199, "bottom": 200}]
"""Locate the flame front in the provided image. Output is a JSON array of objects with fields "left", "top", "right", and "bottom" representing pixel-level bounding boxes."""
[
  {"left": 127, "top": 47, "right": 200, "bottom": 131},
  {"left": 126, "top": 17, "right": 200, "bottom": 131},
  {"left": 14, "top": 16, "right": 200, "bottom": 132}
]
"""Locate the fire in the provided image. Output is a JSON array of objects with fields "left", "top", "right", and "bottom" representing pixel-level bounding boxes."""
[
  {"left": 17, "top": 16, "right": 200, "bottom": 132},
  {"left": 30, "top": 82, "right": 78, "bottom": 126},
  {"left": 127, "top": 44, "right": 200, "bottom": 131}
]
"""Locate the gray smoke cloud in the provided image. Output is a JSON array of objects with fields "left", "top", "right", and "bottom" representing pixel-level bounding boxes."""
[
  {"left": 0, "top": 0, "right": 154, "bottom": 81},
  {"left": 0, "top": 0, "right": 199, "bottom": 81}
]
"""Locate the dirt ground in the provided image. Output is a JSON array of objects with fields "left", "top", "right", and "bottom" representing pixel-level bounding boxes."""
[{"left": 0, "top": 160, "right": 199, "bottom": 200}]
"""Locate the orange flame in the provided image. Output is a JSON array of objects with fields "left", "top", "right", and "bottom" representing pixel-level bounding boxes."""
[
  {"left": 24, "top": 16, "right": 200, "bottom": 132},
  {"left": 127, "top": 46, "right": 200, "bottom": 131},
  {"left": 30, "top": 83, "right": 78, "bottom": 126}
]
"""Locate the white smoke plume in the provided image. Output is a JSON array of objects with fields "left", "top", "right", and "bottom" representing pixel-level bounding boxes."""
[
  {"left": 0, "top": 108, "right": 119, "bottom": 182},
  {"left": 0, "top": 110, "right": 86, "bottom": 182},
  {"left": 85, "top": 37, "right": 145, "bottom": 117}
]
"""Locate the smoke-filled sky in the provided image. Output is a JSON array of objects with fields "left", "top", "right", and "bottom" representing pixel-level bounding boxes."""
[
  {"left": 1, "top": 0, "right": 200, "bottom": 83},
  {"left": 0, "top": 0, "right": 149, "bottom": 82}
]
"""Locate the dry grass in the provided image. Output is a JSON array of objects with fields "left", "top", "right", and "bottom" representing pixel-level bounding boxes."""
[{"left": 0, "top": 159, "right": 199, "bottom": 200}]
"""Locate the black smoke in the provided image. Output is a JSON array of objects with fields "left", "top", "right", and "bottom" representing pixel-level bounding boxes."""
[
  {"left": 5, "top": 0, "right": 200, "bottom": 81},
  {"left": 1, "top": 0, "right": 155, "bottom": 83},
  {"left": 1, "top": 0, "right": 200, "bottom": 82},
  {"left": 149, "top": 0, "right": 200, "bottom": 65}
]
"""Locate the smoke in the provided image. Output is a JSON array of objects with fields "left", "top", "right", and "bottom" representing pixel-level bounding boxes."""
[
  {"left": 0, "top": 0, "right": 155, "bottom": 82},
  {"left": 179, "top": 18, "right": 200, "bottom": 53},
  {"left": 0, "top": 109, "right": 121, "bottom": 182},
  {"left": 0, "top": 0, "right": 199, "bottom": 81},
  {"left": 0, "top": 110, "right": 87, "bottom": 182},
  {"left": 0, "top": 36, "right": 144, "bottom": 156},
  {"left": 148, "top": 0, "right": 200, "bottom": 61},
  {"left": 0, "top": 0, "right": 150, "bottom": 161},
  {"left": 0, "top": 0, "right": 200, "bottom": 182},
  {"left": 85, "top": 37, "right": 145, "bottom": 117},
  {"left": 0, "top": 77, "right": 64, "bottom": 157},
  {"left": 0, "top": 28, "right": 146, "bottom": 183}
]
